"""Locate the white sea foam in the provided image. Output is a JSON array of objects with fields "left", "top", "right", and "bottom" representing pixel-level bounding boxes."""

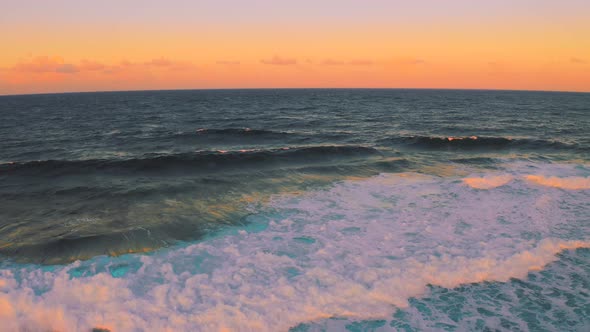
[
  {"left": 525, "top": 174, "right": 590, "bottom": 190},
  {"left": 0, "top": 164, "right": 588, "bottom": 331},
  {"left": 463, "top": 174, "right": 513, "bottom": 189}
]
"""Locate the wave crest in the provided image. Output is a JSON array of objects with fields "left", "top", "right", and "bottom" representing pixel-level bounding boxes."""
[
  {"left": 0, "top": 145, "right": 380, "bottom": 176},
  {"left": 381, "top": 135, "right": 583, "bottom": 152},
  {"left": 195, "top": 127, "right": 290, "bottom": 137}
]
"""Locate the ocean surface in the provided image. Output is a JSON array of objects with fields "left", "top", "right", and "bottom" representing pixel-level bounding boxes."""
[{"left": 0, "top": 89, "right": 589, "bottom": 331}]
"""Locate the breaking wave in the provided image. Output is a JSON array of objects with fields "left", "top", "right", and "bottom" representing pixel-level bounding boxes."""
[
  {"left": 0, "top": 145, "right": 380, "bottom": 177},
  {"left": 0, "top": 162, "right": 588, "bottom": 331}
]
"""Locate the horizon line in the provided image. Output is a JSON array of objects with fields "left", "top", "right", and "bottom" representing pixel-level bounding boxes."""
[{"left": 1, "top": 86, "right": 589, "bottom": 98}]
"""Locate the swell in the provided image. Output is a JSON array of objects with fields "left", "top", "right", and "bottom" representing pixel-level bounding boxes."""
[
  {"left": 163, "top": 128, "right": 356, "bottom": 145},
  {"left": 0, "top": 128, "right": 315, "bottom": 164},
  {"left": 379, "top": 135, "right": 586, "bottom": 152},
  {"left": 0, "top": 152, "right": 408, "bottom": 264},
  {"left": 194, "top": 128, "right": 287, "bottom": 136},
  {"left": 0, "top": 219, "right": 218, "bottom": 265},
  {"left": 174, "top": 128, "right": 305, "bottom": 144},
  {"left": 0, "top": 145, "right": 381, "bottom": 177}
]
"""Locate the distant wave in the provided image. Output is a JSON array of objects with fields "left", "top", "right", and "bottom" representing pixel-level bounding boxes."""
[
  {"left": 0, "top": 146, "right": 381, "bottom": 177},
  {"left": 189, "top": 128, "right": 353, "bottom": 143},
  {"left": 450, "top": 157, "right": 500, "bottom": 165},
  {"left": 194, "top": 128, "right": 290, "bottom": 137},
  {"left": 380, "top": 135, "right": 585, "bottom": 152},
  {"left": 189, "top": 128, "right": 353, "bottom": 139},
  {"left": 137, "top": 128, "right": 309, "bottom": 146}
]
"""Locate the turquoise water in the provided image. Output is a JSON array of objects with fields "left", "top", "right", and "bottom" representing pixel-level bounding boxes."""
[{"left": 292, "top": 248, "right": 590, "bottom": 331}]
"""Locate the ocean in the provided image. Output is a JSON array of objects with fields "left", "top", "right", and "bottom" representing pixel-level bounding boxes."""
[{"left": 0, "top": 89, "right": 589, "bottom": 331}]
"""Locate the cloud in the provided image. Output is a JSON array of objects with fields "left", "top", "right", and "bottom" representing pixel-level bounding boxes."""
[
  {"left": 384, "top": 58, "right": 427, "bottom": 67},
  {"left": 398, "top": 58, "right": 426, "bottom": 65},
  {"left": 101, "top": 67, "right": 122, "bottom": 75},
  {"left": 55, "top": 64, "right": 79, "bottom": 74},
  {"left": 348, "top": 59, "right": 374, "bottom": 66},
  {"left": 321, "top": 59, "right": 346, "bottom": 66},
  {"left": 320, "top": 59, "right": 374, "bottom": 66},
  {"left": 80, "top": 60, "right": 105, "bottom": 71},
  {"left": 570, "top": 57, "right": 586, "bottom": 64},
  {"left": 409, "top": 59, "right": 426, "bottom": 65},
  {"left": 120, "top": 60, "right": 135, "bottom": 67},
  {"left": 12, "top": 56, "right": 78, "bottom": 74},
  {"left": 216, "top": 60, "right": 240, "bottom": 65},
  {"left": 143, "top": 57, "right": 194, "bottom": 71},
  {"left": 260, "top": 55, "right": 297, "bottom": 66},
  {"left": 145, "top": 57, "right": 173, "bottom": 67},
  {"left": 6, "top": 56, "right": 194, "bottom": 78}
]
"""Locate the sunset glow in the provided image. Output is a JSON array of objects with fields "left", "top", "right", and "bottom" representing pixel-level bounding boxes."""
[{"left": 1, "top": 0, "right": 589, "bottom": 95}]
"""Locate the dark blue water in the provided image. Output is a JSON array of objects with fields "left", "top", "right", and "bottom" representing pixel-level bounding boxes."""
[
  {"left": 2, "top": 90, "right": 588, "bottom": 164},
  {"left": 0, "top": 89, "right": 589, "bottom": 331}
]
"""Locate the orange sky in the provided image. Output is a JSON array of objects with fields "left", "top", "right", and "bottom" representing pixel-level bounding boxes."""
[{"left": 1, "top": 0, "right": 589, "bottom": 95}]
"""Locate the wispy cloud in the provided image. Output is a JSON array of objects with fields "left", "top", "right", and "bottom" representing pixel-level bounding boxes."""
[
  {"left": 79, "top": 60, "right": 105, "bottom": 71},
  {"left": 348, "top": 59, "right": 374, "bottom": 66},
  {"left": 145, "top": 57, "right": 194, "bottom": 71},
  {"left": 120, "top": 60, "right": 135, "bottom": 67},
  {"left": 7, "top": 56, "right": 194, "bottom": 76},
  {"left": 321, "top": 59, "right": 346, "bottom": 66},
  {"left": 12, "top": 56, "right": 78, "bottom": 74},
  {"left": 321, "top": 59, "right": 374, "bottom": 66},
  {"left": 216, "top": 60, "right": 240, "bottom": 65},
  {"left": 398, "top": 58, "right": 426, "bottom": 65},
  {"left": 260, "top": 55, "right": 297, "bottom": 66},
  {"left": 55, "top": 64, "right": 79, "bottom": 74},
  {"left": 571, "top": 57, "right": 586, "bottom": 64},
  {"left": 409, "top": 58, "right": 426, "bottom": 65},
  {"left": 145, "top": 57, "right": 173, "bottom": 67}
]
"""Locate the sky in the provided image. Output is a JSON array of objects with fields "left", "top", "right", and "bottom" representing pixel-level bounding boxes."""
[{"left": 1, "top": 0, "right": 589, "bottom": 95}]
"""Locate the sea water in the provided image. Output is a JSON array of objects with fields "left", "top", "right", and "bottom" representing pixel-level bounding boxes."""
[{"left": 0, "top": 89, "right": 588, "bottom": 331}]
